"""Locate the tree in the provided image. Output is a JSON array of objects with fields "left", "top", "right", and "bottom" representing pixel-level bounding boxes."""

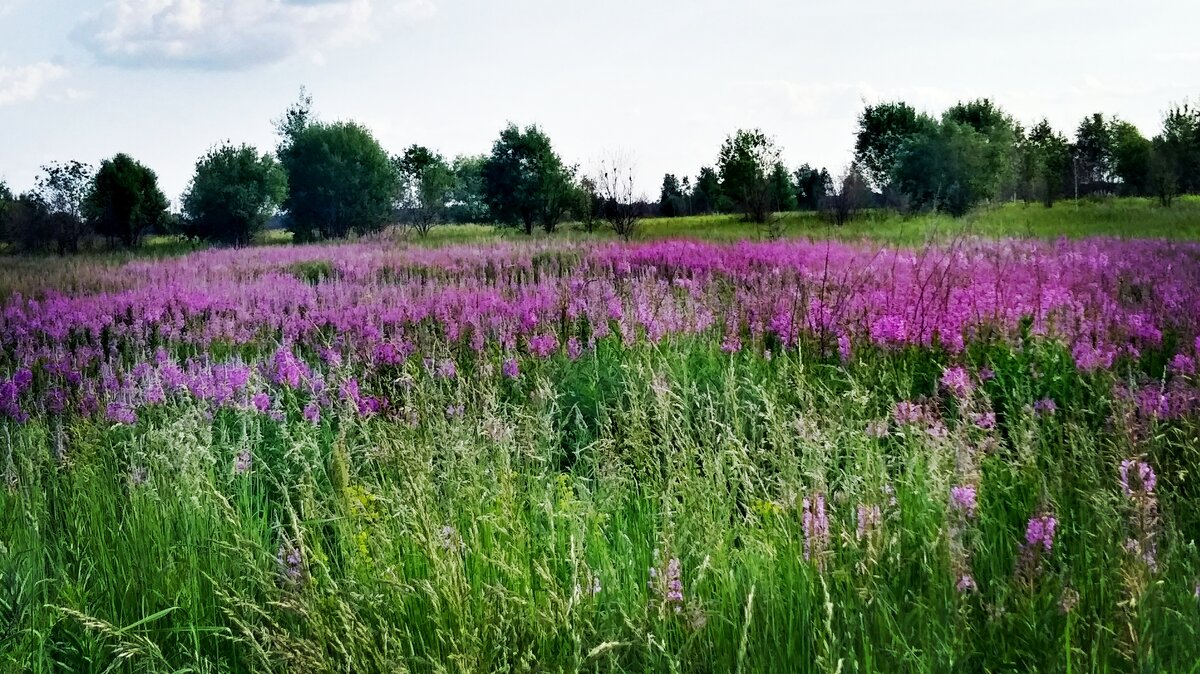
[
  {"left": 279, "top": 121, "right": 397, "bottom": 241},
  {"left": 894, "top": 120, "right": 992, "bottom": 216},
  {"left": 1155, "top": 103, "right": 1200, "bottom": 195},
  {"left": 35, "top": 161, "right": 93, "bottom": 220},
  {"left": 0, "top": 180, "right": 12, "bottom": 244},
  {"left": 572, "top": 176, "right": 603, "bottom": 233},
  {"left": 596, "top": 154, "right": 644, "bottom": 241},
  {"left": 1149, "top": 139, "right": 1180, "bottom": 207},
  {"left": 944, "top": 98, "right": 1019, "bottom": 201},
  {"left": 793, "top": 164, "right": 827, "bottom": 211},
  {"left": 659, "top": 173, "right": 684, "bottom": 217},
  {"left": 1022, "top": 120, "right": 1072, "bottom": 207},
  {"left": 691, "top": 167, "right": 722, "bottom": 214},
  {"left": 820, "top": 164, "right": 872, "bottom": 225},
  {"left": 770, "top": 163, "right": 796, "bottom": 212},
  {"left": 853, "top": 102, "right": 935, "bottom": 193},
  {"left": 84, "top": 154, "right": 168, "bottom": 248},
  {"left": 1074, "top": 113, "right": 1115, "bottom": 196},
  {"left": 395, "top": 145, "right": 454, "bottom": 237},
  {"left": 482, "top": 123, "right": 575, "bottom": 235},
  {"left": 182, "top": 143, "right": 287, "bottom": 245},
  {"left": 1109, "top": 120, "right": 1152, "bottom": 196},
  {"left": 717, "top": 129, "right": 787, "bottom": 223},
  {"left": 447, "top": 154, "right": 490, "bottom": 223}
]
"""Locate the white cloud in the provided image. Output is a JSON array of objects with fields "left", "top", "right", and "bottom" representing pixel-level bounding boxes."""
[
  {"left": 0, "top": 62, "right": 67, "bottom": 106},
  {"left": 73, "top": 0, "right": 433, "bottom": 70}
]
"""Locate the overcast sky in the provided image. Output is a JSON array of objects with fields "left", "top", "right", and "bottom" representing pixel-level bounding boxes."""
[{"left": 2, "top": 0, "right": 1198, "bottom": 202}]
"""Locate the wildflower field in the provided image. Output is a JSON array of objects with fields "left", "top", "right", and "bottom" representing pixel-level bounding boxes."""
[{"left": 3, "top": 236, "right": 1200, "bottom": 672}]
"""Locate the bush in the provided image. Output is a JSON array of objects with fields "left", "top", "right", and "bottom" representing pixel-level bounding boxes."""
[
  {"left": 85, "top": 154, "right": 169, "bottom": 248},
  {"left": 183, "top": 144, "right": 287, "bottom": 245},
  {"left": 279, "top": 122, "right": 397, "bottom": 242}
]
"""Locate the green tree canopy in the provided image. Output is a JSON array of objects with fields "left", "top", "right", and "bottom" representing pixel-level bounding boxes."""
[
  {"left": 1074, "top": 113, "right": 1115, "bottom": 194},
  {"left": 447, "top": 154, "right": 490, "bottom": 223},
  {"left": 395, "top": 144, "right": 454, "bottom": 236},
  {"left": 691, "top": 166, "right": 722, "bottom": 214},
  {"left": 793, "top": 164, "right": 828, "bottom": 211},
  {"left": 853, "top": 102, "right": 935, "bottom": 192},
  {"left": 183, "top": 144, "right": 287, "bottom": 245},
  {"left": 716, "top": 129, "right": 787, "bottom": 223},
  {"left": 1109, "top": 120, "right": 1152, "bottom": 197},
  {"left": 85, "top": 154, "right": 168, "bottom": 248},
  {"left": 894, "top": 120, "right": 992, "bottom": 216},
  {"left": 279, "top": 121, "right": 397, "bottom": 241},
  {"left": 482, "top": 124, "right": 574, "bottom": 234}
]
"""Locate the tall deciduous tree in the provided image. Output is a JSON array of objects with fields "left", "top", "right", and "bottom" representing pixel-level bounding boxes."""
[
  {"left": 691, "top": 167, "right": 722, "bottom": 214},
  {"left": 85, "top": 154, "right": 168, "bottom": 248},
  {"left": 279, "top": 121, "right": 397, "bottom": 241},
  {"left": 1074, "top": 113, "right": 1115, "bottom": 195},
  {"left": 447, "top": 154, "right": 489, "bottom": 223},
  {"left": 395, "top": 145, "right": 454, "bottom": 236},
  {"left": 894, "top": 120, "right": 991, "bottom": 216},
  {"left": 853, "top": 102, "right": 935, "bottom": 193},
  {"left": 482, "top": 124, "right": 574, "bottom": 235},
  {"left": 1109, "top": 120, "right": 1152, "bottom": 197},
  {"left": 183, "top": 144, "right": 287, "bottom": 245},
  {"left": 596, "top": 154, "right": 644, "bottom": 241},
  {"left": 717, "top": 129, "right": 787, "bottom": 223}
]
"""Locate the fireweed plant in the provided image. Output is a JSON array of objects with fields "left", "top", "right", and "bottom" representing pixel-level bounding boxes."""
[{"left": 1, "top": 237, "right": 1200, "bottom": 672}]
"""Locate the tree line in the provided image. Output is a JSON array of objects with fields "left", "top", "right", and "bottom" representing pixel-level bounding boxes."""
[{"left": 3, "top": 91, "right": 1200, "bottom": 254}]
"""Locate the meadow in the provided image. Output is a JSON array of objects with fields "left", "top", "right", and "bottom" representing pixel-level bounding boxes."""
[{"left": 3, "top": 223, "right": 1200, "bottom": 672}]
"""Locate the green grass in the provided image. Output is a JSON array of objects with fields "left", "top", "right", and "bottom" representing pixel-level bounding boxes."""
[{"left": 3, "top": 341, "right": 1199, "bottom": 672}]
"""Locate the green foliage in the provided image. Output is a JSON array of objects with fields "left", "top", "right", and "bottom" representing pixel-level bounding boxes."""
[
  {"left": 183, "top": 143, "right": 287, "bottom": 245},
  {"left": 792, "top": 164, "right": 828, "bottom": 211},
  {"left": 482, "top": 123, "right": 575, "bottom": 234},
  {"left": 1153, "top": 103, "right": 1200, "bottom": 200},
  {"left": 1110, "top": 120, "right": 1152, "bottom": 197},
  {"left": 1021, "top": 120, "right": 1073, "bottom": 207},
  {"left": 394, "top": 145, "right": 455, "bottom": 236},
  {"left": 691, "top": 166, "right": 723, "bottom": 214},
  {"left": 447, "top": 154, "right": 490, "bottom": 223},
  {"left": 853, "top": 101, "right": 935, "bottom": 192},
  {"left": 84, "top": 154, "right": 168, "bottom": 248},
  {"left": 1074, "top": 112, "right": 1115, "bottom": 194},
  {"left": 659, "top": 173, "right": 685, "bottom": 217},
  {"left": 894, "top": 120, "right": 994, "bottom": 216},
  {"left": 279, "top": 121, "right": 397, "bottom": 242},
  {"left": 5, "top": 344, "right": 1200, "bottom": 672},
  {"left": 717, "top": 129, "right": 788, "bottom": 223}
]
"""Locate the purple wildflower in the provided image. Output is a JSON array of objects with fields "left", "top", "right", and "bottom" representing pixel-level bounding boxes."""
[
  {"left": 501, "top": 358, "right": 520, "bottom": 379},
  {"left": 856, "top": 503, "right": 882, "bottom": 541},
  {"left": 277, "top": 544, "right": 305, "bottom": 584},
  {"left": 940, "top": 366, "right": 973, "bottom": 399},
  {"left": 956, "top": 574, "right": 977, "bottom": 593},
  {"left": 893, "top": 401, "right": 926, "bottom": 425},
  {"left": 1025, "top": 514, "right": 1058, "bottom": 553},
  {"left": 970, "top": 411, "right": 996, "bottom": 429},
  {"left": 1033, "top": 398, "right": 1057, "bottom": 416},
  {"left": 801, "top": 494, "right": 830, "bottom": 564},
  {"left": 302, "top": 403, "right": 320, "bottom": 425},
  {"left": 1119, "top": 459, "right": 1157, "bottom": 497},
  {"left": 106, "top": 402, "right": 138, "bottom": 426},
  {"left": 950, "top": 485, "right": 978, "bottom": 519},
  {"left": 252, "top": 392, "right": 271, "bottom": 413},
  {"left": 234, "top": 449, "right": 252, "bottom": 475}
]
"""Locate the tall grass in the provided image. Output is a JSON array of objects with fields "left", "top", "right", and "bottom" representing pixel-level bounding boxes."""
[{"left": 3, "top": 340, "right": 1199, "bottom": 672}]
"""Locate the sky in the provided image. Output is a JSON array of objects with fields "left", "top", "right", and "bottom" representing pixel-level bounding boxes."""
[{"left": 2, "top": 0, "right": 1199, "bottom": 204}]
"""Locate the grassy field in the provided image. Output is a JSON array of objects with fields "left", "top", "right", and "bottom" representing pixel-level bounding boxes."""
[{"left": 2, "top": 205, "right": 1200, "bottom": 672}]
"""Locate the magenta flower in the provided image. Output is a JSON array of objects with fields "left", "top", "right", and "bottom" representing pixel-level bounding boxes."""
[
  {"left": 950, "top": 485, "right": 978, "bottom": 519},
  {"left": 1033, "top": 398, "right": 1057, "bottom": 416},
  {"left": 940, "top": 366, "right": 973, "bottom": 399},
  {"left": 1024, "top": 514, "right": 1057, "bottom": 553},
  {"left": 501, "top": 358, "right": 520, "bottom": 379}
]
